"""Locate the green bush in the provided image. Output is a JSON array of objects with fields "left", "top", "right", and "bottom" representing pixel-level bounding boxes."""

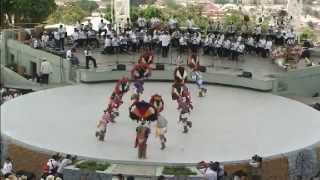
[
  {"left": 75, "top": 161, "right": 110, "bottom": 171},
  {"left": 162, "top": 166, "right": 197, "bottom": 176}
]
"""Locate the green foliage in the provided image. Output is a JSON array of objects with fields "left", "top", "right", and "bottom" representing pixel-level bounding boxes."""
[
  {"left": 104, "top": 4, "right": 112, "bottom": 22},
  {"left": 164, "top": 0, "right": 178, "bottom": 9},
  {"left": 1, "top": 0, "right": 56, "bottom": 26},
  {"left": 75, "top": 161, "right": 111, "bottom": 171},
  {"left": 76, "top": 0, "right": 99, "bottom": 13},
  {"left": 47, "top": 3, "right": 89, "bottom": 25},
  {"left": 299, "top": 27, "right": 316, "bottom": 40},
  {"left": 162, "top": 166, "right": 197, "bottom": 176}
]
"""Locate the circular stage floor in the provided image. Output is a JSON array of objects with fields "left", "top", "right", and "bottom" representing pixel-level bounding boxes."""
[{"left": 2, "top": 83, "right": 320, "bottom": 165}]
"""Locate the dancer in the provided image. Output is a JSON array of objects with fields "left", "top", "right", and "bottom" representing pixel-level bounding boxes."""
[
  {"left": 113, "top": 77, "right": 130, "bottom": 98},
  {"left": 171, "top": 83, "right": 190, "bottom": 101},
  {"left": 156, "top": 115, "right": 168, "bottom": 150},
  {"left": 191, "top": 71, "right": 207, "bottom": 97},
  {"left": 138, "top": 48, "right": 154, "bottom": 65},
  {"left": 150, "top": 94, "right": 167, "bottom": 150},
  {"left": 135, "top": 121, "right": 151, "bottom": 159},
  {"left": 174, "top": 66, "right": 188, "bottom": 84},
  {"left": 95, "top": 110, "right": 111, "bottom": 141},
  {"left": 187, "top": 53, "right": 200, "bottom": 71},
  {"left": 129, "top": 100, "right": 158, "bottom": 123},
  {"left": 131, "top": 64, "right": 151, "bottom": 95},
  {"left": 178, "top": 96, "right": 193, "bottom": 133}
]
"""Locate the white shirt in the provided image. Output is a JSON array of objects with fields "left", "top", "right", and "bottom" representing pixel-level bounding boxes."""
[
  {"left": 57, "top": 158, "right": 72, "bottom": 173},
  {"left": 79, "top": 31, "right": 86, "bottom": 39},
  {"left": 104, "top": 38, "right": 111, "bottom": 47},
  {"left": 58, "top": 28, "right": 65, "bottom": 38},
  {"left": 40, "top": 61, "right": 52, "bottom": 74},
  {"left": 200, "top": 168, "right": 217, "bottom": 180},
  {"left": 41, "top": 35, "right": 49, "bottom": 43},
  {"left": 265, "top": 40, "right": 272, "bottom": 50},
  {"left": 1, "top": 162, "right": 13, "bottom": 175},
  {"left": 66, "top": 50, "right": 72, "bottom": 59},
  {"left": 54, "top": 31, "right": 60, "bottom": 40},
  {"left": 179, "top": 37, "right": 187, "bottom": 45},
  {"left": 84, "top": 50, "right": 92, "bottom": 57},
  {"left": 98, "top": 22, "right": 106, "bottom": 30},
  {"left": 72, "top": 31, "right": 79, "bottom": 40},
  {"left": 160, "top": 34, "right": 171, "bottom": 46},
  {"left": 47, "top": 159, "right": 58, "bottom": 173}
]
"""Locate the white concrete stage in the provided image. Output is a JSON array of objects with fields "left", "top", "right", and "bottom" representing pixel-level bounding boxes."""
[{"left": 2, "top": 83, "right": 320, "bottom": 165}]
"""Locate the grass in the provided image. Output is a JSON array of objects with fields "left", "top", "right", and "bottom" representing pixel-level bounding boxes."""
[
  {"left": 162, "top": 166, "right": 197, "bottom": 176},
  {"left": 75, "top": 161, "right": 111, "bottom": 171}
]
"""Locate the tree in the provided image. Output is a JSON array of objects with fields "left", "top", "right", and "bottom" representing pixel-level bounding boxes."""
[
  {"left": 47, "top": 3, "right": 89, "bottom": 25},
  {"left": 164, "top": 0, "right": 178, "bottom": 9},
  {"left": 1, "top": 0, "right": 56, "bottom": 27},
  {"left": 76, "top": 0, "right": 99, "bottom": 14}
]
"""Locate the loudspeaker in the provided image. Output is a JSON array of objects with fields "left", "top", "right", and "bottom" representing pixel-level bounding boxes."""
[
  {"left": 198, "top": 65, "right": 206, "bottom": 73},
  {"left": 155, "top": 63, "right": 165, "bottom": 70},
  {"left": 238, "top": 71, "right": 252, "bottom": 78},
  {"left": 117, "top": 64, "right": 126, "bottom": 71}
]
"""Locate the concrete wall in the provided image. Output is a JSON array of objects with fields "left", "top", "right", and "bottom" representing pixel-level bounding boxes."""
[
  {"left": 5, "top": 39, "right": 71, "bottom": 84},
  {"left": 271, "top": 66, "right": 320, "bottom": 97}
]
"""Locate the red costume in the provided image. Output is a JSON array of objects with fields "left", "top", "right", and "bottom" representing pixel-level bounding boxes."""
[
  {"left": 174, "top": 66, "right": 188, "bottom": 84},
  {"left": 138, "top": 50, "right": 154, "bottom": 65},
  {"left": 187, "top": 54, "right": 200, "bottom": 71},
  {"left": 149, "top": 94, "right": 164, "bottom": 114}
]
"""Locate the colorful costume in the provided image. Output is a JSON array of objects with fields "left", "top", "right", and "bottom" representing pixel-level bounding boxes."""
[
  {"left": 95, "top": 111, "right": 112, "bottom": 141},
  {"left": 149, "top": 94, "right": 164, "bottom": 114},
  {"left": 129, "top": 100, "right": 158, "bottom": 123},
  {"left": 135, "top": 123, "right": 151, "bottom": 159},
  {"left": 187, "top": 54, "right": 200, "bottom": 71},
  {"left": 138, "top": 50, "right": 154, "bottom": 65},
  {"left": 131, "top": 64, "right": 152, "bottom": 95},
  {"left": 171, "top": 83, "right": 191, "bottom": 101},
  {"left": 191, "top": 71, "right": 207, "bottom": 97},
  {"left": 174, "top": 66, "right": 188, "bottom": 84},
  {"left": 178, "top": 97, "right": 193, "bottom": 133},
  {"left": 113, "top": 77, "right": 130, "bottom": 97},
  {"left": 156, "top": 115, "right": 168, "bottom": 150}
]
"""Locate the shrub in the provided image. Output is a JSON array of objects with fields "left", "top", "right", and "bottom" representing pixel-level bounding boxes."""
[
  {"left": 162, "top": 166, "right": 197, "bottom": 176},
  {"left": 75, "top": 161, "right": 110, "bottom": 171}
]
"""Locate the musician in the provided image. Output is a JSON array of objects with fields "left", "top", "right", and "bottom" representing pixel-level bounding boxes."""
[
  {"left": 103, "top": 35, "right": 112, "bottom": 54},
  {"left": 222, "top": 38, "right": 231, "bottom": 57},
  {"left": 203, "top": 34, "right": 212, "bottom": 55},
  {"left": 246, "top": 36, "right": 255, "bottom": 55},
  {"left": 119, "top": 33, "right": 129, "bottom": 54},
  {"left": 130, "top": 30, "right": 138, "bottom": 52},
  {"left": 217, "top": 34, "right": 224, "bottom": 57},
  {"left": 285, "top": 28, "right": 295, "bottom": 46},
  {"left": 171, "top": 30, "right": 181, "bottom": 48},
  {"left": 111, "top": 35, "right": 120, "bottom": 54},
  {"left": 179, "top": 33, "right": 188, "bottom": 54},
  {"left": 159, "top": 31, "right": 171, "bottom": 57},
  {"left": 231, "top": 40, "right": 240, "bottom": 61},
  {"left": 191, "top": 32, "right": 201, "bottom": 53},
  {"left": 265, "top": 38, "right": 273, "bottom": 57},
  {"left": 237, "top": 41, "right": 245, "bottom": 60},
  {"left": 258, "top": 37, "right": 267, "bottom": 57}
]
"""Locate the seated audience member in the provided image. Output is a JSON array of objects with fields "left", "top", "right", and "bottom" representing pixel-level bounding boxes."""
[
  {"left": 1, "top": 158, "right": 13, "bottom": 177},
  {"left": 56, "top": 154, "right": 73, "bottom": 178}
]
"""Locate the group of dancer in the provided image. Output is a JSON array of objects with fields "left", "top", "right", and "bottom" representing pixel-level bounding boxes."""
[{"left": 95, "top": 48, "right": 207, "bottom": 159}]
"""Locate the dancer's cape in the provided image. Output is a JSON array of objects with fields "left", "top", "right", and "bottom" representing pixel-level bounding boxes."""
[
  {"left": 174, "top": 66, "right": 188, "bottom": 84},
  {"left": 149, "top": 94, "right": 164, "bottom": 113},
  {"left": 129, "top": 100, "right": 158, "bottom": 122}
]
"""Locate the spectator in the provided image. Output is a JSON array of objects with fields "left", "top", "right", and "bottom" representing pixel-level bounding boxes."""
[
  {"left": 66, "top": 48, "right": 79, "bottom": 66},
  {"left": 40, "top": 58, "right": 52, "bottom": 84},
  {"left": 41, "top": 31, "right": 50, "bottom": 48},
  {"left": 46, "top": 155, "right": 59, "bottom": 175},
  {"left": 98, "top": 19, "right": 107, "bottom": 39},
  {"left": 159, "top": 31, "right": 171, "bottom": 58},
  {"left": 1, "top": 158, "right": 13, "bottom": 177},
  {"left": 56, "top": 154, "right": 72, "bottom": 178}
]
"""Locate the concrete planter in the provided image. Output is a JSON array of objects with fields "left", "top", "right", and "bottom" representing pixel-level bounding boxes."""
[
  {"left": 156, "top": 166, "right": 204, "bottom": 180},
  {"left": 63, "top": 162, "right": 116, "bottom": 180}
]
